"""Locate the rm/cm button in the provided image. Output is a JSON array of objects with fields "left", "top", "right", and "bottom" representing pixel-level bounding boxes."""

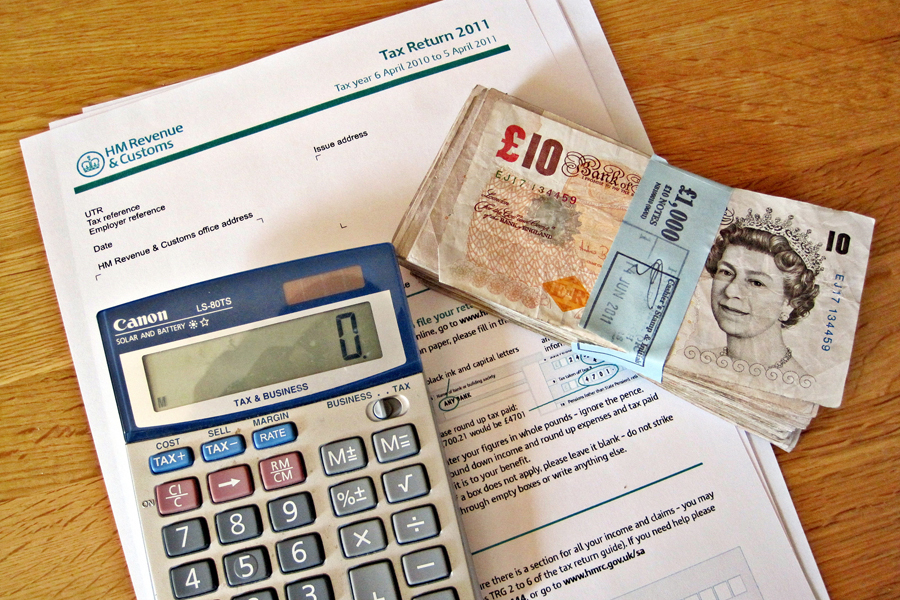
[{"left": 259, "top": 452, "right": 306, "bottom": 491}]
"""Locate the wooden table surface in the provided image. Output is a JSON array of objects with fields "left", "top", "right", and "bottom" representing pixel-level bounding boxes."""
[{"left": 1, "top": 0, "right": 897, "bottom": 598}]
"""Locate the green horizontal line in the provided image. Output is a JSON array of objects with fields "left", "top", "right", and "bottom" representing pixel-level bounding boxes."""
[
  {"left": 471, "top": 462, "right": 703, "bottom": 555},
  {"left": 74, "top": 44, "right": 511, "bottom": 194}
]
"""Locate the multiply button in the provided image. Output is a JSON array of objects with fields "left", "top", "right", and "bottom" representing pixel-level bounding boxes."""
[
  {"left": 259, "top": 452, "right": 305, "bottom": 490},
  {"left": 208, "top": 465, "right": 254, "bottom": 503},
  {"left": 339, "top": 518, "right": 387, "bottom": 558},
  {"left": 156, "top": 477, "right": 201, "bottom": 515}
]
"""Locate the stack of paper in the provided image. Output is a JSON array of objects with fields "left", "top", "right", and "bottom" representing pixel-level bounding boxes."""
[
  {"left": 393, "top": 86, "right": 874, "bottom": 450},
  {"left": 20, "top": 0, "right": 827, "bottom": 598}
]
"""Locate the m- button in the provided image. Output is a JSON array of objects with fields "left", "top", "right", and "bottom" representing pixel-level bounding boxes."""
[{"left": 259, "top": 452, "right": 306, "bottom": 491}]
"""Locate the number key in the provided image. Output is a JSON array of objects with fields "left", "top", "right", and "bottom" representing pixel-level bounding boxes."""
[
  {"left": 268, "top": 492, "right": 315, "bottom": 532},
  {"left": 275, "top": 532, "right": 324, "bottom": 573},
  {"left": 170, "top": 559, "right": 217, "bottom": 598},
  {"left": 285, "top": 575, "right": 334, "bottom": 600},
  {"left": 233, "top": 588, "right": 277, "bottom": 600},
  {"left": 162, "top": 517, "right": 210, "bottom": 557},
  {"left": 223, "top": 547, "right": 271, "bottom": 587},
  {"left": 215, "top": 505, "right": 263, "bottom": 544}
]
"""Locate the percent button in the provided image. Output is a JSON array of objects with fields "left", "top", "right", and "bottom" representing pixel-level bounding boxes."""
[{"left": 329, "top": 477, "right": 377, "bottom": 517}]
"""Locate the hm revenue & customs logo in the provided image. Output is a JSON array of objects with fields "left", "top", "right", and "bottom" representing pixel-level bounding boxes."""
[{"left": 77, "top": 151, "right": 105, "bottom": 177}]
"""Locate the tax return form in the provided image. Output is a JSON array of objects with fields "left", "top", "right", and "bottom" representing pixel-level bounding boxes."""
[{"left": 21, "top": 0, "right": 825, "bottom": 597}]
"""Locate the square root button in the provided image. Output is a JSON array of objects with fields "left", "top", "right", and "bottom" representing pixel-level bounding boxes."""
[
  {"left": 208, "top": 465, "right": 254, "bottom": 503},
  {"left": 259, "top": 452, "right": 305, "bottom": 490}
]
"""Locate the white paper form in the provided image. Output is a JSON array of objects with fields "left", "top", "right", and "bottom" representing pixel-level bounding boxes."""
[
  {"left": 408, "top": 285, "right": 818, "bottom": 599},
  {"left": 20, "top": 1, "right": 643, "bottom": 597}
]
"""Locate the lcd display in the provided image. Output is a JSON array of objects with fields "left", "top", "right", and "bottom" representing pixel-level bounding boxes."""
[{"left": 143, "top": 302, "right": 382, "bottom": 411}]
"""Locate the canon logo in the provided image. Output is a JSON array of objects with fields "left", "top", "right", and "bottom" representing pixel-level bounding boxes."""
[{"left": 114, "top": 310, "right": 169, "bottom": 331}]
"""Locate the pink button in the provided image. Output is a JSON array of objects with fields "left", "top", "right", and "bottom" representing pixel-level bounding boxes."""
[
  {"left": 259, "top": 452, "right": 305, "bottom": 490},
  {"left": 155, "top": 477, "right": 201, "bottom": 515},
  {"left": 208, "top": 465, "right": 254, "bottom": 503}
]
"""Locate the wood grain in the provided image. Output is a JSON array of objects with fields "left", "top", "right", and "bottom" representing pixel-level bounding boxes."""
[{"left": 1, "top": 0, "right": 897, "bottom": 598}]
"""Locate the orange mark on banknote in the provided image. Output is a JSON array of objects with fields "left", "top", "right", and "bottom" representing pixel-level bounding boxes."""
[{"left": 543, "top": 276, "right": 590, "bottom": 312}]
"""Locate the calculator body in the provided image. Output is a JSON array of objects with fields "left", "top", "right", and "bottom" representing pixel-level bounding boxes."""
[{"left": 97, "top": 244, "right": 479, "bottom": 600}]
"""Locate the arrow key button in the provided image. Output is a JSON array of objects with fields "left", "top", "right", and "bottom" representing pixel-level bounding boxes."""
[{"left": 208, "top": 464, "right": 254, "bottom": 503}]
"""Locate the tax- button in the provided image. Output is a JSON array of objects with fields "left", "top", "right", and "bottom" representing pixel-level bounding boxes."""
[
  {"left": 208, "top": 465, "right": 254, "bottom": 503},
  {"left": 253, "top": 423, "right": 297, "bottom": 449},
  {"left": 201, "top": 435, "right": 245, "bottom": 462}
]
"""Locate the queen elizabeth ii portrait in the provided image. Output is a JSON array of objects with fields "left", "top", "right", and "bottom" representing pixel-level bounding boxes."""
[{"left": 704, "top": 207, "right": 823, "bottom": 374}]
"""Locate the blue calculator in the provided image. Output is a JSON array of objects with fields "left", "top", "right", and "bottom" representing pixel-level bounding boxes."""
[{"left": 97, "top": 244, "right": 478, "bottom": 600}]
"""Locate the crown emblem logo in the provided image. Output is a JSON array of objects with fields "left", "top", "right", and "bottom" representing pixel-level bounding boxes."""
[
  {"left": 76, "top": 151, "right": 105, "bottom": 178},
  {"left": 737, "top": 207, "right": 825, "bottom": 275}
]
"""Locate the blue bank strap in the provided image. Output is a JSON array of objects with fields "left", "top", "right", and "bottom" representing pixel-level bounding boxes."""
[{"left": 578, "top": 156, "right": 732, "bottom": 381}]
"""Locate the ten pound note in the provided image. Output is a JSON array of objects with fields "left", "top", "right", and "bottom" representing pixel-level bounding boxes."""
[{"left": 394, "top": 86, "right": 875, "bottom": 450}]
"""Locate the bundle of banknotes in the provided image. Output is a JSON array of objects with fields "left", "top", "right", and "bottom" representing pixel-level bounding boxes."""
[{"left": 394, "top": 87, "right": 875, "bottom": 450}]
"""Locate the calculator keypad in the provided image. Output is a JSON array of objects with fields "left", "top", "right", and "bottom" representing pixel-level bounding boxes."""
[{"left": 131, "top": 376, "right": 477, "bottom": 600}]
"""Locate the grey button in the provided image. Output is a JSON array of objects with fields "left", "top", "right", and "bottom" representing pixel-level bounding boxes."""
[
  {"left": 413, "top": 589, "right": 459, "bottom": 600},
  {"left": 330, "top": 477, "right": 377, "bottom": 516},
  {"left": 233, "top": 589, "right": 277, "bottom": 600},
  {"left": 392, "top": 505, "right": 440, "bottom": 544},
  {"left": 170, "top": 559, "right": 217, "bottom": 598},
  {"left": 373, "top": 424, "right": 419, "bottom": 463},
  {"left": 268, "top": 492, "right": 315, "bottom": 532},
  {"left": 223, "top": 546, "right": 271, "bottom": 587},
  {"left": 339, "top": 518, "right": 388, "bottom": 558},
  {"left": 401, "top": 546, "right": 450, "bottom": 586},
  {"left": 275, "top": 533, "right": 325, "bottom": 573},
  {"left": 349, "top": 561, "right": 400, "bottom": 600},
  {"left": 320, "top": 437, "right": 367, "bottom": 475},
  {"left": 382, "top": 463, "right": 430, "bottom": 503},
  {"left": 286, "top": 575, "right": 334, "bottom": 600},
  {"left": 162, "top": 518, "right": 209, "bottom": 557},
  {"left": 215, "top": 505, "right": 262, "bottom": 544}
]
